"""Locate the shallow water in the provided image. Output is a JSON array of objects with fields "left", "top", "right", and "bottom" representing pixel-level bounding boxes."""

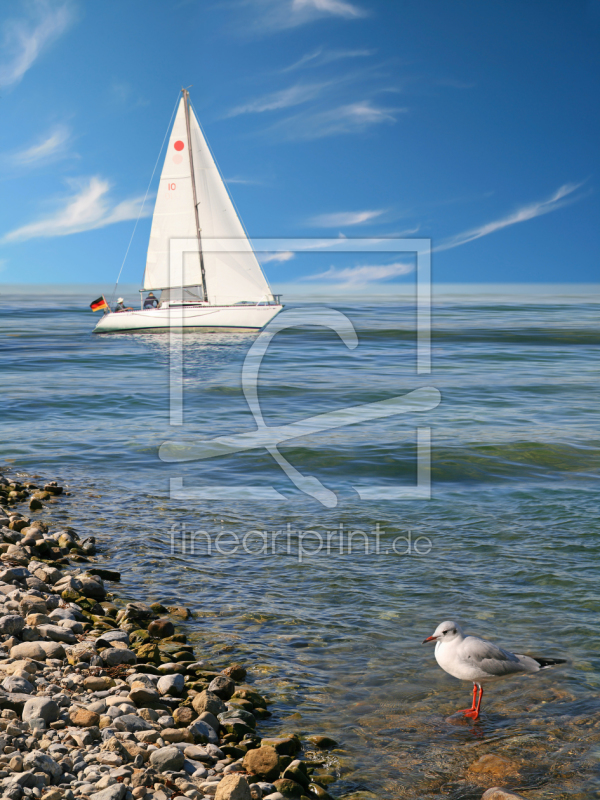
[{"left": 1, "top": 285, "right": 599, "bottom": 799}]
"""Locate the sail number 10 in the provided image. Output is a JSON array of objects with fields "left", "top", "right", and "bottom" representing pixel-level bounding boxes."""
[{"left": 167, "top": 183, "right": 176, "bottom": 191}]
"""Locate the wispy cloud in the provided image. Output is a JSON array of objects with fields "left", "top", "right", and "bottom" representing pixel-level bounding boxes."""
[
  {"left": 292, "top": 0, "right": 366, "bottom": 19},
  {"left": 274, "top": 100, "right": 402, "bottom": 140},
  {"left": 303, "top": 262, "right": 414, "bottom": 285},
  {"left": 260, "top": 251, "right": 295, "bottom": 263},
  {"left": 0, "top": 1, "right": 74, "bottom": 89},
  {"left": 283, "top": 46, "right": 374, "bottom": 71},
  {"left": 437, "top": 182, "right": 587, "bottom": 251},
  {"left": 239, "top": 0, "right": 367, "bottom": 32},
  {"left": 226, "top": 82, "right": 329, "bottom": 117},
  {"left": 310, "top": 209, "right": 385, "bottom": 227},
  {"left": 10, "top": 125, "right": 72, "bottom": 167},
  {"left": 2, "top": 177, "right": 151, "bottom": 243},
  {"left": 225, "top": 176, "right": 262, "bottom": 185}
]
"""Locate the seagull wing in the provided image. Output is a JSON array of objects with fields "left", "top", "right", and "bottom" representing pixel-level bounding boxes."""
[{"left": 459, "top": 635, "right": 535, "bottom": 677}]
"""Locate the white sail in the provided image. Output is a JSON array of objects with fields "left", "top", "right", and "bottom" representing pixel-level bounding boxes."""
[
  {"left": 188, "top": 108, "right": 273, "bottom": 306},
  {"left": 143, "top": 95, "right": 274, "bottom": 307},
  {"left": 143, "top": 98, "right": 203, "bottom": 291}
]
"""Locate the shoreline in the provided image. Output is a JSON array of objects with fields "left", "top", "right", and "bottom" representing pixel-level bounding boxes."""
[{"left": 0, "top": 470, "right": 342, "bottom": 800}]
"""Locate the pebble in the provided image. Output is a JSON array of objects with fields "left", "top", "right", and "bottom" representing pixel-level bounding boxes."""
[{"left": 0, "top": 472, "right": 339, "bottom": 800}]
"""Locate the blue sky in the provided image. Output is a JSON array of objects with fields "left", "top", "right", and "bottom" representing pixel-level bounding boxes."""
[{"left": 0, "top": 0, "right": 598, "bottom": 291}]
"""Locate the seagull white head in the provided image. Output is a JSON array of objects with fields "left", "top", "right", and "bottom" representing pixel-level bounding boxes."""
[{"left": 422, "top": 620, "right": 464, "bottom": 644}]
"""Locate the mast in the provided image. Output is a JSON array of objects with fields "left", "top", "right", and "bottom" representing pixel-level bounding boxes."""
[{"left": 182, "top": 88, "right": 208, "bottom": 302}]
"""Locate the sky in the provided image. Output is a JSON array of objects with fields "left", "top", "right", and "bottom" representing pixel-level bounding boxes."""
[{"left": 0, "top": 0, "right": 598, "bottom": 292}]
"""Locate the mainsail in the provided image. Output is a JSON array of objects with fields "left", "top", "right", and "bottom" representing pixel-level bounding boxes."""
[{"left": 143, "top": 95, "right": 273, "bottom": 306}]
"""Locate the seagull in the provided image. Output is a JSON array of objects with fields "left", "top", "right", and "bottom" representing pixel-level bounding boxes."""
[{"left": 422, "top": 620, "right": 566, "bottom": 719}]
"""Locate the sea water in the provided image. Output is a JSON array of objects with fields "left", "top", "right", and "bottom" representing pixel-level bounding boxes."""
[{"left": 1, "top": 284, "right": 599, "bottom": 799}]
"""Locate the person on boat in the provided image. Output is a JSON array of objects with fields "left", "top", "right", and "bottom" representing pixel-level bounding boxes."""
[
  {"left": 144, "top": 292, "right": 159, "bottom": 309},
  {"left": 114, "top": 297, "right": 133, "bottom": 313}
]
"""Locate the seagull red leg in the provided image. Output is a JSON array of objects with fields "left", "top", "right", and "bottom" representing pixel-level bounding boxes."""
[
  {"left": 455, "top": 682, "right": 478, "bottom": 715},
  {"left": 462, "top": 683, "right": 483, "bottom": 720}
]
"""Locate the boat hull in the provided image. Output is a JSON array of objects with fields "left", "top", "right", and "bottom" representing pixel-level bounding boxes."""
[{"left": 94, "top": 304, "right": 283, "bottom": 333}]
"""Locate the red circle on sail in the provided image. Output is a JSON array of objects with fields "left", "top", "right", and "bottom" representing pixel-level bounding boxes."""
[{"left": 174, "top": 140, "right": 184, "bottom": 151}]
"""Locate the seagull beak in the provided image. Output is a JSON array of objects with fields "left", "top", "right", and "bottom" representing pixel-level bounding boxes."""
[{"left": 422, "top": 635, "right": 437, "bottom": 644}]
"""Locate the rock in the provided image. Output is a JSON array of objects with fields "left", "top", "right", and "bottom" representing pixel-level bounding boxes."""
[
  {"left": 222, "top": 665, "right": 247, "bottom": 682},
  {"left": 125, "top": 602, "right": 155, "bottom": 620},
  {"left": 129, "top": 681, "right": 160, "bottom": 705},
  {"left": 22, "top": 696, "right": 59, "bottom": 723},
  {"left": 481, "top": 790, "right": 527, "bottom": 800},
  {"left": 468, "top": 755, "right": 521, "bottom": 782},
  {"left": 189, "top": 718, "right": 219, "bottom": 745},
  {"left": 84, "top": 675, "right": 115, "bottom": 691},
  {"left": 19, "top": 594, "right": 48, "bottom": 615},
  {"left": 22, "top": 750, "right": 62, "bottom": 779},
  {"left": 149, "top": 745, "right": 185, "bottom": 772},
  {"left": 101, "top": 647, "right": 136, "bottom": 666},
  {"left": 148, "top": 618, "right": 175, "bottom": 638},
  {"left": 308, "top": 784, "right": 333, "bottom": 800},
  {"left": 135, "top": 729, "right": 160, "bottom": 743},
  {"left": 219, "top": 708, "right": 256, "bottom": 729},
  {"left": 261, "top": 737, "right": 301, "bottom": 756},
  {"left": 208, "top": 675, "right": 235, "bottom": 700},
  {"left": 37, "top": 623, "right": 77, "bottom": 643},
  {"left": 0, "top": 614, "right": 26, "bottom": 635},
  {"left": 173, "top": 705, "right": 196, "bottom": 726},
  {"left": 39, "top": 640, "right": 66, "bottom": 660},
  {"left": 135, "top": 642, "right": 161, "bottom": 663},
  {"left": 10, "top": 641, "right": 46, "bottom": 660},
  {"left": 242, "top": 746, "right": 280, "bottom": 781},
  {"left": 89, "top": 784, "right": 127, "bottom": 800},
  {"left": 69, "top": 707, "right": 100, "bottom": 727},
  {"left": 307, "top": 735, "right": 338, "bottom": 749},
  {"left": 96, "top": 629, "right": 130, "bottom": 647},
  {"left": 26, "top": 612, "right": 52, "bottom": 626},
  {"left": 66, "top": 640, "right": 98, "bottom": 664},
  {"left": 192, "top": 690, "right": 227, "bottom": 716},
  {"left": 113, "top": 714, "right": 153, "bottom": 733},
  {"left": 79, "top": 577, "right": 106, "bottom": 599},
  {"left": 220, "top": 717, "right": 254, "bottom": 738},
  {"left": 281, "top": 761, "right": 309, "bottom": 790},
  {"left": 167, "top": 605, "right": 192, "bottom": 619},
  {"left": 232, "top": 688, "right": 267, "bottom": 708},
  {"left": 29, "top": 498, "right": 43, "bottom": 511},
  {"left": 272, "top": 780, "right": 304, "bottom": 799},
  {"left": 2, "top": 676, "right": 34, "bottom": 694},
  {"left": 197, "top": 711, "right": 219, "bottom": 731},
  {"left": 89, "top": 567, "right": 120, "bottom": 581},
  {"left": 157, "top": 673, "right": 185, "bottom": 696},
  {"left": 215, "top": 774, "right": 252, "bottom": 800},
  {"left": 184, "top": 744, "right": 212, "bottom": 762},
  {"left": 161, "top": 727, "right": 194, "bottom": 743}
]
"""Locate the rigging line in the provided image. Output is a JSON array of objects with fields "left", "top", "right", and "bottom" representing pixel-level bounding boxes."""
[{"left": 109, "top": 93, "right": 181, "bottom": 305}]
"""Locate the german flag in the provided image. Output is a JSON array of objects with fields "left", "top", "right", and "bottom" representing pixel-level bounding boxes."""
[{"left": 90, "top": 296, "right": 109, "bottom": 312}]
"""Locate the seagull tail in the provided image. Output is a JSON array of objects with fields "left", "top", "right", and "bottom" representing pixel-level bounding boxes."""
[{"left": 533, "top": 656, "right": 567, "bottom": 669}]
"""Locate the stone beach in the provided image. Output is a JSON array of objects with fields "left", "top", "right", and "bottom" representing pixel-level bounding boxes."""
[
  {"left": 0, "top": 473, "right": 342, "bottom": 800},
  {"left": 0, "top": 470, "right": 586, "bottom": 800}
]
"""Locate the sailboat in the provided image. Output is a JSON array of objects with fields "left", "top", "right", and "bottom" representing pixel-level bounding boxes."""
[{"left": 94, "top": 89, "right": 283, "bottom": 333}]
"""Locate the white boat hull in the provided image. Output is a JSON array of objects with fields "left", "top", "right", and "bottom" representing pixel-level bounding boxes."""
[{"left": 94, "top": 304, "right": 283, "bottom": 333}]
